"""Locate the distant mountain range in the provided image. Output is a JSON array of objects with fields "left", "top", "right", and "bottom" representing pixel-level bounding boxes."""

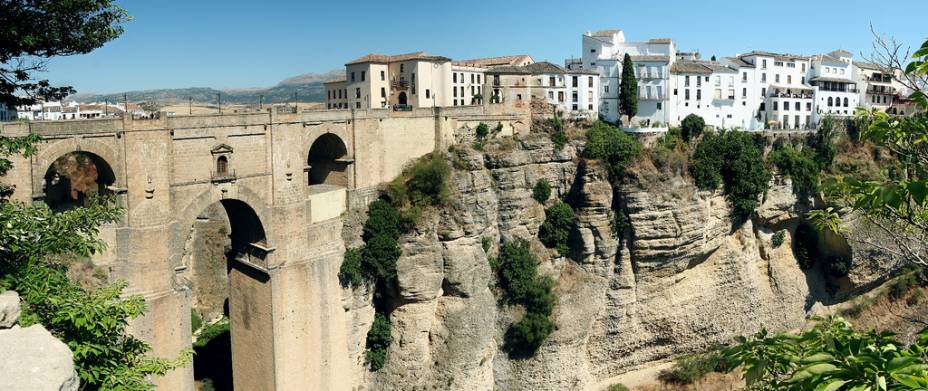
[{"left": 67, "top": 70, "right": 342, "bottom": 107}]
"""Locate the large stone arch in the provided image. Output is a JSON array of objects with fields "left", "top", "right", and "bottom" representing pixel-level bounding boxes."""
[
  {"left": 305, "top": 132, "right": 353, "bottom": 187},
  {"left": 33, "top": 136, "right": 123, "bottom": 196}
]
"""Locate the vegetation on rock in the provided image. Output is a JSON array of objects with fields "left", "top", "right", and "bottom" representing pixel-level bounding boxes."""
[
  {"left": 539, "top": 201, "right": 575, "bottom": 256},
  {"left": 689, "top": 131, "right": 771, "bottom": 218},
  {"left": 495, "top": 239, "right": 555, "bottom": 358},
  {"left": 584, "top": 121, "right": 642, "bottom": 180},
  {"left": 532, "top": 178, "right": 552, "bottom": 204},
  {"left": 365, "top": 313, "right": 393, "bottom": 371},
  {"left": 680, "top": 114, "right": 705, "bottom": 142}
]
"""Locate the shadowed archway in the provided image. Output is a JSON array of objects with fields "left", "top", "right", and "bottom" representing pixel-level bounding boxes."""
[
  {"left": 42, "top": 151, "right": 116, "bottom": 212},
  {"left": 307, "top": 133, "right": 350, "bottom": 187}
]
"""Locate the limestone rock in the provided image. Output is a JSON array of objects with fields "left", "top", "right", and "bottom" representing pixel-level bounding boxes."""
[
  {"left": 0, "top": 291, "right": 20, "bottom": 328},
  {"left": 0, "top": 325, "right": 79, "bottom": 391}
]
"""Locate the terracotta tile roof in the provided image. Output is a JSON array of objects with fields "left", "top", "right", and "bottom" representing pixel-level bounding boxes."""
[
  {"left": 323, "top": 78, "right": 347, "bottom": 84},
  {"left": 486, "top": 61, "right": 567, "bottom": 75},
  {"left": 670, "top": 61, "right": 736, "bottom": 74},
  {"left": 829, "top": 49, "right": 853, "bottom": 58},
  {"left": 346, "top": 51, "right": 451, "bottom": 65},
  {"left": 739, "top": 50, "right": 809, "bottom": 62},
  {"left": 630, "top": 55, "right": 670, "bottom": 62},
  {"left": 854, "top": 61, "right": 883, "bottom": 70},
  {"left": 648, "top": 38, "right": 673, "bottom": 44},
  {"left": 810, "top": 76, "right": 855, "bottom": 83},
  {"left": 453, "top": 55, "right": 534, "bottom": 68},
  {"left": 591, "top": 29, "right": 622, "bottom": 37},
  {"left": 725, "top": 56, "right": 754, "bottom": 68}
]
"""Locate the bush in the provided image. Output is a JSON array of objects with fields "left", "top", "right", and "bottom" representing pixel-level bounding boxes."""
[
  {"left": 681, "top": 114, "right": 706, "bottom": 142},
  {"left": 768, "top": 144, "right": 820, "bottom": 200},
  {"left": 608, "top": 384, "right": 630, "bottom": 391},
  {"left": 808, "top": 115, "right": 838, "bottom": 167},
  {"left": 194, "top": 317, "right": 230, "bottom": 349},
  {"left": 793, "top": 223, "right": 818, "bottom": 270},
  {"left": 532, "top": 179, "right": 552, "bottom": 204},
  {"left": 551, "top": 130, "right": 568, "bottom": 150},
  {"left": 826, "top": 255, "right": 853, "bottom": 277},
  {"left": 496, "top": 239, "right": 557, "bottom": 358},
  {"left": 476, "top": 122, "right": 490, "bottom": 140},
  {"left": 365, "top": 313, "right": 393, "bottom": 371},
  {"left": 771, "top": 230, "right": 785, "bottom": 248},
  {"left": 191, "top": 309, "right": 203, "bottom": 333},
  {"left": 689, "top": 131, "right": 771, "bottom": 218},
  {"left": 584, "top": 121, "right": 642, "bottom": 180},
  {"left": 361, "top": 234, "right": 401, "bottom": 284},
  {"left": 889, "top": 269, "right": 924, "bottom": 301},
  {"left": 659, "top": 349, "right": 725, "bottom": 385},
  {"left": 338, "top": 247, "right": 364, "bottom": 287},
  {"left": 539, "top": 202, "right": 575, "bottom": 255},
  {"left": 481, "top": 236, "right": 493, "bottom": 253},
  {"left": 363, "top": 200, "right": 403, "bottom": 242},
  {"left": 505, "top": 312, "right": 554, "bottom": 358},
  {"left": 386, "top": 152, "right": 451, "bottom": 212}
]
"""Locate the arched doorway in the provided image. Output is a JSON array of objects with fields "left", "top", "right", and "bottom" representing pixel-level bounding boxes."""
[
  {"left": 398, "top": 91, "right": 408, "bottom": 105},
  {"left": 307, "top": 133, "right": 350, "bottom": 187},
  {"left": 42, "top": 151, "right": 116, "bottom": 212},
  {"left": 183, "top": 198, "right": 271, "bottom": 391}
]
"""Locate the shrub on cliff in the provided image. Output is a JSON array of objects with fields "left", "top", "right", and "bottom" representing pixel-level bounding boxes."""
[
  {"left": 793, "top": 223, "right": 818, "bottom": 270},
  {"left": 539, "top": 201, "right": 575, "bottom": 256},
  {"left": 689, "top": 131, "right": 771, "bottom": 218},
  {"left": 584, "top": 121, "right": 642, "bottom": 179},
  {"left": 365, "top": 313, "right": 393, "bottom": 371},
  {"left": 496, "top": 239, "right": 556, "bottom": 358},
  {"left": 386, "top": 152, "right": 451, "bottom": 213},
  {"left": 768, "top": 144, "right": 820, "bottom": 201},
  {"left": 680, "top": 114, "right": 705, "bottom": 142},
  {"left": 532, "top": 179, "right": 552, "bottom": 204},
  {"left": 338, "top": 247, "right": 364, "bottom": 288}
]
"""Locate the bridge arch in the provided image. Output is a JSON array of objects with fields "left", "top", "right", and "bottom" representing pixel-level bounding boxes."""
[
  {"left": 41, "top": 151, "right": 117, "bottom": 211},
  {"left": 34, "top": 136, "right": 123, "bottom": 197},
  {"left": 307, "top": 133, "right": 351, "bottom": 187},
  {"left": 176, "top": 192, "right": 274, "bottom": 390}
]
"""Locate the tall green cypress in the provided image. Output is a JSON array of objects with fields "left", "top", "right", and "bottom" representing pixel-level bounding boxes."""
[{"left": 619, "top": 53, "right": 639, "bottom": 126}]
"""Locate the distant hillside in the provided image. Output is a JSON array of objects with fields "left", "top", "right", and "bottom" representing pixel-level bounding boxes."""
[{"left": 67, "top": 70, "right": 343, "bottom": 107}]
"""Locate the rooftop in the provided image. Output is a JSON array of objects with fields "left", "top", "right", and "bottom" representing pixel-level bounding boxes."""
[
  {"left": 453, "top": 54, "right": 534, "bottom": 68},
  {"left": 346, "top": 51, "right": 451, "bottom": 65},
  {"left": 630, "top": 55, "right": 671, "bottom": 62},
  {"left": 739, "top": 50, "right": 809, "bottom": 62},
  {"left": 486, "top": 61, "right": 567, "bottom": 75},
  {"left": 670, "top": 60, "right": 736, "bottom": 75}
]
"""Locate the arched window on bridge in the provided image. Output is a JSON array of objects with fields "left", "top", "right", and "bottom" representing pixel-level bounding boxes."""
[
  {"left": 307, "top": 133, "right": 350, "bottom": 187},
  {"left": 43, "top": 151, "right": 116, "bottom": 212},
  {"left": 216, "top": 156, "right": 229, "bottom": 176}
]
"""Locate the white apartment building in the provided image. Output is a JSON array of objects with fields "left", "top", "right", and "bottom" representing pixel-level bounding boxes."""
[
  {"left": 16, "top": 101, "right": 143, "bottom": 121},
  {"left": 809, "top": 50, "right": 859, "bottom": 123},
  {"left": 853, "top": 60, "right": 905, "bottom": 113},
  {"left": 579, "top": 30, "right": 675, "bottom": 125},
  {"left": 668, "top": 61, "right": 741, "bottom": 128},
  {"left": 450, "top": 64, "right": 486, "bottom": 107},
  {"left": 730, "top": 51, "right": 814, "bottom": 129}
]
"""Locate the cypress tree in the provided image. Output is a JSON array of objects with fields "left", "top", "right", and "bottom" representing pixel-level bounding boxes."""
[{"left": 619, "top": 53, "right": 638, "bottom": 126}]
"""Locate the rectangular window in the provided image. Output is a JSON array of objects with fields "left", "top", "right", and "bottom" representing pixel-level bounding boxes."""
[
  {"left": 549, "top": 91, "right": 554, "bottom": 99},
  {"left": 794, "top": 101, "right": 800, "bottom": 110},
  {"left": 742, "top": 72, "right": 748, "bottom": 82},
  {"left": 356, "top": 102, "right": 361, "bottom": 109},
  {"left": 728, "top": 89, "right": 735, "bottom": 100},
  {"left": 572, "top": 76, "right": 578, "bottom": 87},
  {"left": 471, "top": 74, "right": 475, "bottom": 83},
  {"left": 685, "top": 75, "right": 690, "bottom": 87},
  {"left": 674, "top": 88, "right": 678, "bottom": 96},
  {"left": 762, "top": 73, "right": 767, "bottom": 82},
  {"left": 351, "top": 72, "right": 355, "bottom": 82},
  {"left": 572, "top": 92, "right": 578, "bottom": 102},
  {"left": 355, "top": 88, "right": 360, "bottom": 99},
  {"left": 426, "top": 89, "right": 430, "bottom": 99},
  {"left": 477, "top": 75, "right": 481, "bottom": 84},
  {"left": 573, "top": 104, "right": 579, "bottom": 111},
  {"left": 380, "top": 88, "right": 385, "bottom": 98},
  {"left": 685, "top": 89, "right": 690, "bottom": 100},
  {"left": 801, "top": 63, "right": 806, "bottom": 72},
  {"left": 806, "top": 102, "right": 811, "bottom": 111},
  {"left": 775, "top": 74, "right": 780, "bottom": 83},
  {"left": 714, "top": 89, "right": 721, "bottom": 100},
  {"left": 361, "top": 71, "right": 365, "bottom": 81},
  {"left": 761, "top": 87, "right": 766, "bottom": 96},
  {"left": 381, "top": 70, "right": 385, "bottom": 81},
  {"left": 453, "top": 73, "right": 457, "bottom": 83},
  {"left": 400, "top": 64, "right": 404, "bottom": 72},
  {"left": 646, "top": 86, "right": 652, "bottom": 99},
  {"left": 549, "top": 76, "right": 555, "bottom": 87},
  {"left": 714, "top": 76, "right": 721, "bottom": 86},
  {"left": 453, "top": 87, "right": 457, "bottom": 97},
  {"left": 588, "top": 77, "right": 593, "bottom": 87},
  {"left": 787, "top": 75, "right": 792, "bottom": 84},
  {"left": 657, "top": 102, "right": 662, "bottom": 110},
  {"left": 697, "top": 76, "right": 702, "bottom": 87},
  {"left": 742, "top": 87, "right": 747, "bottom": 97},
  {"left": 773, "top": 101, "right": 778, "bottom": 110},
  {"left": 696, "top": 89, "right": 702, "bottom": 100},
  {"left": 656, "top": 86, "right": 663, "bottom": 98},
  {"left": 762, "top": 59, "right": 767, "bottom": 69},
  {"left": 558, "top": 91, "right": 564, "bottom": 102}
]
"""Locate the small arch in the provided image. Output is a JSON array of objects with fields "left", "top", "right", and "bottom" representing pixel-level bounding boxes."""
[
  {"left": 398, "top": 91, "right": 408, "bottom": 105},
  {"left": 42, "top": 151, "right": 116, "bottom": 212},
  {"left": 307, "top": 133, "right": 350, "bottom": 187},
  {"left": 843, "top": 97, "right": 849, "bottom": 107},
  {"left": 827, "top": 97, "right": 833, "bottom": 107}
]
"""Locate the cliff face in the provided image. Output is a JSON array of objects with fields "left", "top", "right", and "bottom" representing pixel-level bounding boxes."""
[{"left": 344, "top": 135, "right": 895, "bottom": 391}]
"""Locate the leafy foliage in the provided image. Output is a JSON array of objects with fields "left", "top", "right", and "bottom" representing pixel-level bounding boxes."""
[
  {"left": 689, "top": 131, "right": 771, "bottom": 218},
  {"left": 533, "top": 178, "right": 552, "bottom": 204},
  {"left": 607, "top": 384, "right": 630, "bottom": 391},
  {"left": 4, "top": 261, "right": 190, "bottom": 390},
  {"left": 772, "top": 230, "right": 785, "bottom": 248},
  {"left": 550, "top": 112, "right": 568, "bottom": 150},
  {"left": 1, "top": 0, "right": 130, "bottom": 106},
  {"left": 769, "top": 143, "right": 820, "bottom": 201},
  {"left": 338, "top": 247, "right": 364, "bottom": 288},
  {"left": 681, "top": 114, "right": 706, "bottom": 142},
  {"left": 386, "top": 152, "right": 451, "bottom": 219},
  {"left": 193, "top": 317, "right": 229, "bottom": 349},
  {"left": 365, "top": 313, "right": 393, "bottom": 371},
  {"left": 539, "top": 201, "right": 575, "bottom": 255},
  {"left": 808, "top": 116, "right": 839, "bottom": 168},
  {"left": 619, "top": 53, "right": 639, "bottom": 125},
  {"left": 659, "top": 349, "right": 726, "bottom": 385},
  {"left": 476, "top": 122, "right": 490, "bottom": 140},
  {"left": 584, "top": 121, "right": 642, "bottom": 180},
  {"left": 495, "top": 239, "right": 556, "bottom": 358},
  {"left": 722, "top": 317, "right": 928, "bottom": 390}
]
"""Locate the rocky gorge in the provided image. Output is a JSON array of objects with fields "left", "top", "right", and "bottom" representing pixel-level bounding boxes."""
[{"left": 340, "top": 130, "right": 906, "bottom": 391}]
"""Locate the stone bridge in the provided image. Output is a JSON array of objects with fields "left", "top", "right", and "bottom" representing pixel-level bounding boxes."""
[{"left": 1, "top": 105, "right": 528, "bottom": 390}]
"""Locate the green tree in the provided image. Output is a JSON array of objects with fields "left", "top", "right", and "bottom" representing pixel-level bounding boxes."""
[
  {"left": 1, "top": 0, "right": 131, "bottom": 106},
  {"left": 365, "top": 313, "right": 393, "bottom": 371},
  {"left": 584, "top": 121, "right": 642, "bottom": 180},
  {"left": 680, "top": 114, "right": 706, "bottom": 142},
  {"left": 532, "top": 178, "right": 552, "bottom": 204},
  {"left": 689, "top": 131, "right": 771, "bottom": 218},
  {"left": 722, "top": 317, "right": 928, "bottom": 390},
  {"left": 539, "top": 201, "right": 575, "bottom": 255},
  {"left": 619, "top": 53, "right": 639, "bottom": 126}
]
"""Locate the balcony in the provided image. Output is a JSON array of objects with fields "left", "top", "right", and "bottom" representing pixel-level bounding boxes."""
[
  {"left": 639, "top": 93, "right": 666, "bottom": 101},
  {"left": 211, "top": 169, "right": 237, "bottom": 183},
  {"left": 772, "top": 91, "right": 814, "bottom": 99},
  {"left": 818, "top": 86, "right": 858, "bottom": 93},
  {"left": 393, "top": 104, "right": 413, "bottom": 112},
  {"left": 391, "top": 79, "right": 410, "bottom": 90},
  {"left": 867, "top": 86, "right": 897, "bottom": 95},
  {"left": 868, "top": 75, "right": 893, "bottom": 83},
  {"left": 638, "top": 72, "right": 664, "bottom": 80}
]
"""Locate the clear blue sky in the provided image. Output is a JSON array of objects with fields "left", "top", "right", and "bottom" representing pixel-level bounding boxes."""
[{"left": 44, "top": 0, "right": 928, "bottom": 94}]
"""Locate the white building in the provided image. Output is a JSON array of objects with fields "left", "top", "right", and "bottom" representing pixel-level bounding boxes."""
[
  {"left": 809, "top": 50, "right": 859, "bottom": 123},
  {"left": 485, "top": 61, "right": 599, "bottom": 119},
  {"left": 578, "top": 30, "right": 675, "bottom": 125},
  {"left": 668, "top": 60, "right": 741, "bottom": 128},
  {"left": 853, "top": 60, "right": 906, "bottom": 114}
]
